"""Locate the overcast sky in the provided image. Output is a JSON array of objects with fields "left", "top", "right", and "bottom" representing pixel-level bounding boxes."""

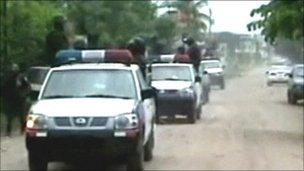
[{"left": 207, "top": 1, "right": 270, "bottom": 34}]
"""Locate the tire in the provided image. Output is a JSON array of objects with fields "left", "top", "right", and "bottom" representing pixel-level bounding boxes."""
[
  {"left": 155, "top": 114, "right": 160, "bottom": 124},
  {"left": 202, "top": 88, "right": 208, "bottom": 104},
  {"left": 288, "top": 91, "right": 297, "bottom": 104},
  {"left": 196, "top": 105, "right": 202, "bottom": 120},
  {"left": 187, "top": 110, "right": 196, "bottom": 124},
  {"left": 127, "top": 143, "right": 144, "bottom": 171},
  {"left": 220, "top": 79, "right": 225, "bottom": 89},
  {"left": 28, "top": 151, "right": 47, "bottom": 171},
  {"left": 144, "top": 127, "right": 154, "bottom": 161},
  {"left": 206, "top": 91, "right": 209, "bottom": 103}
]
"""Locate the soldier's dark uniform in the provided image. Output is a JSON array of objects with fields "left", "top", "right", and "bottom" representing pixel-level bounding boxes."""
[
  {"left": 2, "top": 64, "right": 30, "bottom": 136},
  {"left": 185, "top": 37, "right": 201, "bottom": 73},
  {"left": 126, "top": 37, "right": 147, "bottom": 76}
]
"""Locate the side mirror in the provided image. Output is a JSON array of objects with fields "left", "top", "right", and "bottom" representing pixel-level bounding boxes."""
[
  {"left": 265, "top": 71, "right": 269, "bottom": 75},
  {"left": 203, "top": 70, "right": 208, "bottom": 75},
  {"left": 288, "top": 73, "right": 293, "bottom": 78},
  {"left": 141, "top": 88, "right": 156, "bottom": 100},
  {"left": 195, "top": 76, "right": 201, "bottom": 82}
]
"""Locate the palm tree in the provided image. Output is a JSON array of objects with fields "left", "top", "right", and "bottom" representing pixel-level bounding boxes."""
[{"left": 159, "top": 0, "right": 210, "bottom": 40}]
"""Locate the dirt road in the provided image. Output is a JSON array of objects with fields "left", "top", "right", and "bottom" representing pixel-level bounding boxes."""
[{"left": 1, "top": 67, "right": 303, "bottom": 170}]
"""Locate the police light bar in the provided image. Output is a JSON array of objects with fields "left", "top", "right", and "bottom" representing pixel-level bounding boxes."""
[
  {"left": 54, "top": 49, "right": 133, "bottom": 66},
  {"left": 81, "top": 50, "right": 105, "bottom": 62},
  {"left": 160, "top": 54, "right": 175, "bottom": 63},
  {"left": 104, "top": 49, "right": 133, "bottom": 65},
  {"left": 175, "top": 54, "right": 191, "bottom": 63},
  {"left": 147, "top": 55, "right": 161, "bottom": 63},
  {"left": 55, "top": 50, "right": 82, "bottom": 66}
]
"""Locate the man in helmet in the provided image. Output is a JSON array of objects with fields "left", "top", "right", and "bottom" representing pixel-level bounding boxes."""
[
  {"left": 184, "top": 37, "right": 201, "bottom": 73},
  {"left": 127, "top": 37, "right": 147, "bottom": 78},
  {"left": 45, "top": 16, "right": 69, "bottom": 65},
  {"left": 2, "top": 63, "right": 30, "bottom": 136}
]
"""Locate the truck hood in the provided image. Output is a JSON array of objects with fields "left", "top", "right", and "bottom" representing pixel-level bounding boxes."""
[
  {"left": 30, "top": 98, "right": 136, "bottom": 117},
  {"left": 205, "top": 68, "right": 223, "bottom": 73},
  {"left": 151, "top": 81, "right": 192, "bottom": 90}
]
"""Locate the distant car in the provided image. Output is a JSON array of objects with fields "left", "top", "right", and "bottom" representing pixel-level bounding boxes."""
[
  {"left": 265, "top": 65, "right": 291, "bottom": 86},
  {"left": 26, "top": 50, "right": 156, "bottom": 171},
  {"left": 151, "top": 63, "right": 203, "bottom": 123},
  {"left": 287, "top": 64, "right": 304, "bottom": 104},
  {"left": 200, "top": 59, "right": 225, "bottom": 89},
  {"left": 27, "top": 66, "right": 50, "bottom": 100}
]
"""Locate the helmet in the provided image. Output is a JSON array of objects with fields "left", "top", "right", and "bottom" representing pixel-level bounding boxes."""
[
  {"left": 11, "top": 63, "right": 20, "bottom": 72},
  {"left": 127, "top": 37, "right": 146, "bottom": 56}
]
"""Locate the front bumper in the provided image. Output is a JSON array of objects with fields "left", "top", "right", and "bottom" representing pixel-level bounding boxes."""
[
  {"left": 26, "top": 129, "right": 139, "bottom": 162},
  {"left": 267, "top": 75, "right": 289, "bottom": 83},
  {"left": 209, "top": 74, "right": 224, "bottom": 85},
  {"left": 156, "top": 91, "right": 196, "bottom": 116}
]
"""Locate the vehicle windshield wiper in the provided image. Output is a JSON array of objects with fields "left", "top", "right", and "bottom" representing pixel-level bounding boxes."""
[
  {"left": 43, "top": 95, "right": 78, "bottom": 99},
  {"left": 164, "top": 78, "right": 189, "bottom": 81},
  {"left": 85, "top": 94, "right": 132, "bottom": 99}
]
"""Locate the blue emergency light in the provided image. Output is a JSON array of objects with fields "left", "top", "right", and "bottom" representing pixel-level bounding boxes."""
[
  {"left": 55, "top": 50, "right": 82, "bottom": 66},
  {"left": 54, "top": 49, "right": 133, "bottom": 66}
]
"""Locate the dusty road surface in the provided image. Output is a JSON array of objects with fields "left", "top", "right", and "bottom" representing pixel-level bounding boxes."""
[{"left": 1, "top": 67, "right": 303, "bottom": 170}]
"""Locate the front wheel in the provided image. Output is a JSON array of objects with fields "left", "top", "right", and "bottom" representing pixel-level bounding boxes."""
[
  {"left": 144, "top": 127, "right": 154, "bottom": 161},
  {"left": 187, "top": 110, "right": 196, "bottom": 124},
  {"left": 220, "top": 80, "right": 225, "bottom": 89},
  {"left": 196, "top": 105, "right": 202, "bottom": 120},
  {"left": 28, "top": 151, "right": 47, "bottom": 171},
  {"left": 288, "top": 91, "right": 297, "bottom": 104}
]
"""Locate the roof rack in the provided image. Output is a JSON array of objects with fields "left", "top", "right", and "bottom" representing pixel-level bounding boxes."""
[{"left": 54, "top": 49, "right": 133, "bottom": 67}]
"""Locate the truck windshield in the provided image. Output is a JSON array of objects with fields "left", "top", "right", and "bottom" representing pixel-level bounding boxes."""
[
  {"left": 42, "top": 70, "right": 137, "bottom": 99},
  {"left": 201, "top": 61, "right": 221, "bottom": 69},
  {"left": 152, "top": 66, "right": 192, "bottom": 81},
  {"left": 294, "top": 67, "right": 304, "bottom": 77}
]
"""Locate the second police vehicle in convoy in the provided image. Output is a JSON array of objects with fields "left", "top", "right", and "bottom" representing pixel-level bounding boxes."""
[
  {"left": 200, "top": 58, "right": 225, "bottom": 89},
  {"left": 150, "top": 55, "right": 203, "bottom": 124},
  {"left": 25, "top": 49, "right": 156, "bottom": 171}
]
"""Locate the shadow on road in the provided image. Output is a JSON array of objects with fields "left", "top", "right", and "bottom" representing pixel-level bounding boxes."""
[{"left": 49, "top": 160, "right": 125, "bottom": 171}]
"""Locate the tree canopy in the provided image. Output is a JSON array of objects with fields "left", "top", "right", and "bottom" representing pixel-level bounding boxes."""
[
  {"left": 0, "top": 0, "right": 211, "bottom": 71},
  {"left": 247, "top": 0, "right": 303, "bottom": 44}
]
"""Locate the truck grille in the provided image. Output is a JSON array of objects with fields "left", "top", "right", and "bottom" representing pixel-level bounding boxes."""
[
  {"left": 54, "top": 117, "right": 108, "bottom": 127},
  {"left": 90, "top": 117, "right": 108, "bottom": 127},
  {"left": 54, "top": 117, "right": 71, "bottom": 126}
]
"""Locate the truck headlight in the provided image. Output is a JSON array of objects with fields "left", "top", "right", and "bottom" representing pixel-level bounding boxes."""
[
  {"left": 26, "top": 114, "right": 48, "bottom": 130},
  {"left": 215, "top": 72, "right": 223, "bottom": 76},
  {"left": 115, "top": 113, "right": 139, "bottom": 130},
  {"left": 181, "top": 87, "right": 194, "bottom": 94}
]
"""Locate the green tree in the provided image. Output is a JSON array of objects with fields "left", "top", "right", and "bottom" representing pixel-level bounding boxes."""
[
  {"left": 247, "top": 0, "right": 303, "bottom": 44},
  {"left": 159, "top": 0, "right": 209, "bottom": 40},
  {"left": 66, "top": 1, "right": 157, "bottom": 48},
  {"left": 4, "top": 1, "right": 63, "bottom": 67}
]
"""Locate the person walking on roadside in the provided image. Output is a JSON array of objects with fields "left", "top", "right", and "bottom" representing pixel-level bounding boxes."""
[{"left": 2, "top": 64, "right": 30, "bottom": 136}]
